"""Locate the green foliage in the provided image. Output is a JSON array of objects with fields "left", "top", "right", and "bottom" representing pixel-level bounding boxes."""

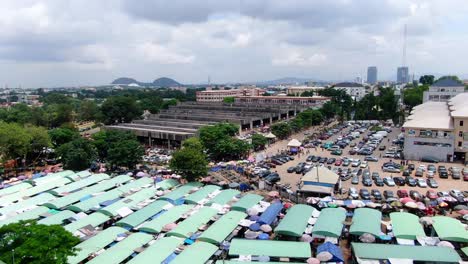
[
  {"left": 419, "top": 75, "right": 434, "bottom": 85},
  {"left": 100, "top": 96, "right": 143, "bottom": 124},
  {"left": 78, "top": 100, "right": 100, "bottom": 121},
  {"left": 57, "top": 137, "right": 97, "bottom": 171},
  {"left": 92, "top": 130, "right": 136, "bottom": 160},
  {"left": 223, "top": 97, "right": 235, "bottom": 103},
  {"left": 161, "top": 99, "right": 178, "bottom": 109},
  {"left": 48, "top": 127, "right": 80, "bottom": 148},
  {"left": 317, "top": 88, "right": 353, "bottom": 120},
  {"left": 320, "top": 101, "right": 336, "bottom": 119},
  {"left": 40, "top": 92, "right": 72, "bottom": 105},
  {"left": 403, "top": 84, "right": 429, "bottom": 110},
  {"left": 182, "top": 137, "right": 204, "bottom": 152},
  {"left": 301, "top": 91, "right": 315, "bottom": 97},
  {"left": 251, "top": 134, "right": 268, "bottom": 151},
  {"left": 44, "top": 103, "right": 74, "bottom": 128},
  {"left": 0, "top": 220, "right": 80, "bottom": 264},
  {"left": 25, "top": 126, "right": 51, "bottom": 158},
  {"left": 169, "top": 143, "right": 208, "bottom": 181},
  {"left": 436, "top": 75, "right": 461, "bottom": 83},
  {"left": 198, "top": 122, "right": 249, "bottom": 161},
  {"left": 0, "top": 122, "right": 32, "bottom": 161},
  {"left": 107, "top": 139, "right": 144, "bottom": 169},
  {"left": 354, "top": 87, "right": 399, "bottom": 122},
  {"left": 139, "top": 96, "right": 163, "bottom": 114},
  {"left": 271, "top": 122, "right": 291, "bottom": 139}
]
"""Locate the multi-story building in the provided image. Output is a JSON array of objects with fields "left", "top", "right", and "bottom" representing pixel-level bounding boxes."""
[
  {"left": 334, "top": 82, "right": 366, "bottom": 100},
  {"left": 235, "top": 95, "right": 330, "bottom": 106},
  {"left": 403, "top": 92, "right": 468, "bottom": 162},
  {"left": 422, "top": 78, "right": 465, "bottom": 102},
  {"left": 397, "top": 67, "right": 409, "bottom": 83},
  {"left": 367, "top": 66, "right": 377, "bottom": 84},
  {"left": 196, "top": 87, "right": 264, "bottom": 102},
  {"left": 286, "top": 86, "right": 324, "bottom": 96}
]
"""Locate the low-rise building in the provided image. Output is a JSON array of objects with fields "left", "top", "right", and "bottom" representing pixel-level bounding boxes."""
[
  {"left": 422, "top": 78, "right": 465, "bottom": 102},
  {"left": 286, "top": 86, "right": 324, "bottom": 96},
  {"left": 403, "top": 92, "right": 468, "bottom": 162},
  {"left": 234, "top": 95, "right": 330, "bottom": 106},
  {"left": 333, "top": 82, "right": 366, "bottom": 100},
  {"left": 196, "top": 87, "right": 264, "bottom": 102}
]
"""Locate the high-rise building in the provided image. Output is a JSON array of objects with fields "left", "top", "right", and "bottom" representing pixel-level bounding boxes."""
[
  {"left": 397, "top": 67, "right": 409, "bottom": 83},
  {"left": 367, "top": 66, "right": 377, "bottom": 84}
]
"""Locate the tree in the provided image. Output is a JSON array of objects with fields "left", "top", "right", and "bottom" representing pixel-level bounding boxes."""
[
  {"left": 223, "top": 97, "right": 235, "bottom": 104},
  {"left": 419, "top": 75, "right": 435, "bottom": 85},
  {"left": 100, "top": 96, "right": 142, "bottom": 124},
  {"left": 271, "top": 122, "right": 291, "bottom": 139},
  {"left": 0, "top": 220, "right": 80, "bottom": 264},
  {"left": 403, "top": 84, "right": 429, "bottom": 110},
  {"left": 0, "top": 122, "right": 31, "bottom": 162},
  {"left": 139, "top": 96, "right": 163, "bottom": 114},
  {"left": 92, "top": 130, "right": 136, "bottom": 160},
  {"left": 44, "top": 103, "right": 74, "bottom": 128},
  {"left": 78, "top": 100, "right": 100, "bottom": 121},
  {"left": 320, "top": 101, "right": 337, "bottom": 119},
  {"left": 182, "top": 137, "right": 204, "bottom": 152},
  {"left": 169, "top": 144, "right": 208, "bottom": 182},
  {"left": 251, "top": 134, "right": 268, "bottom": 151},
  {"left": 48, "top": 127, "right": 80, "bottom": 148},
  {"left": 107, "top": 139, "right": 144, "bottom": 169},
  {"left": 161, "top": 99, "right": 178, "bottom": 109},
  {"left": 199, "top": 122, "right": 238, "bottom": 154},
  {"left": 25, "top": 125, "right": 51, "bottom": 161},
  {"left": 57, "top": 138, "right": 97, "bottom": 171},
  {"left": 212, "top": 138, "right": 251, "bottom": 161}
]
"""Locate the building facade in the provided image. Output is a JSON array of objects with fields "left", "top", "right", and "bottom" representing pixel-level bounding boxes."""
[
  {"left": 334, "top": 82, "right": 366, "bottom": 100},
  {"left": 234, "top": 95, "right": 330, "bottom": 106},
  {"left": 397, "top": 67, "right": 409, "bottom": 83},
  {"left": 286, "top": 86, "right": 324, "bottom": 96},
  {"left": 422, "top": 78, "right": 465, "bottom": 102},
  {"left": 196, "top": 87, "right": 264, "bottom": 102},
  {"left": 367, "top": 66, "right": 377, "bottom": 84},
  {"left": 403, "top": 93, "right": 468, "bottom": 161}
]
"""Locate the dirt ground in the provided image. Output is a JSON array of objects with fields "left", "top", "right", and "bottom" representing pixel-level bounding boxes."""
[{"left": 257, "top": 123, "right": 468, "bottom": 196}]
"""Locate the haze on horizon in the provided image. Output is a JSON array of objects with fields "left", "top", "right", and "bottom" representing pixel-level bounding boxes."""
[{"left": 0, "top": 0, "right": 467, "bottom": 87}]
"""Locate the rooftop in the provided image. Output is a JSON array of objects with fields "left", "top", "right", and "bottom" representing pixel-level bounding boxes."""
[
  {"left": 334, "top": 82, "right": 364, "bottom": 87},
  {"left": 432, "top": 78, "right": 464, "bottom": 87}
]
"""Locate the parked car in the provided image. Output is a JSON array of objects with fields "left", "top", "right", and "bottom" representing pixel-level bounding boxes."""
[
  {"left": 265, "top": 173, "right": 281, "bottom": 184},
  {"left": 417, "top": 178, "right": 427, "bottom": 188},
  {"left": 427, "top": 164, "right": 436, "bottom": 172},
  {"left": 384, "top": 190, "right": 395, "bottom": 200},
  {"left": 374, "top": 177, "right": 384, "bottom": 186},
  {"left": 405, "top": 176, "right": 417, "bottom": 187},
  {"left": 371, "top": 172, "right": 380, "bottom": 180},
  {"left": 450, "top": 189, "right": 463, "bottom": 198},
  {"left": 378, "top": 145, "right": 386, "bottom": 151},
  {"left": 362, "top": 177, "right": 373, "bottom": 186},
  {"left": 351, "top": 160, "right": 361, "bottom": 167},
  {"left": 410, "top": 190, "right": 421, "bottom": 201},
  {"left": 383, "top": 177, "right": 395, "bottom": 186},
  {"left": 349, "top": 187, "right": 359, "bottom": 199},
  {"left": 427, "top": 178, "right": 438, "bottom": 188},
  {"left": 439, "top": 170, "right": 448, "bottom": 179},
  {"left": 364, "top": 156, "right": 379, "bottom": 162},
  {"left": 371, "top": 189, "right": 382, "bottom": 200},
  {"left": 402, "top": 169, "right": 411, "bottom": 177},
  {"left": 334, "top": 160, "right": 342, "bottom": 166},
  {"left": 287, "top": 167, "right": 295, "bottom": 173},
  {"left": 351, "top": 175, "right": 359, "bottom": 185},
  {"left": 342, "top": 159, "right": 350, "bottom": 166},
  {"left": 360, "top": 189, "right": 371, "bottom": 200},
  {"left": 452, "top": 171, "right": 461, "bottom": 180},
  {"left": 397, "top": 189, "right": 409, "bottom": 198},
  {"left": 360, "top": 161, "right": 368, "bottom": 168},
  {"left": 394, "top": 176, "right": 405, "bottom": 186},
  {"left": 331, "top": 149, "right": 343, "bottom": 155}
]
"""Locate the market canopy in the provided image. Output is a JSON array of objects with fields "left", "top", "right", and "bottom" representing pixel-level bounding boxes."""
[
  {"left": 229, "top": 239, "right": 311, "bottom": 259},
  {"left": 64, "top": 212, "right": 109, "bottom": 233},
  {"left": 432, "top": 216, "right": 468, "bottom": 242},
  {"left": 38, "top": 210, "right": 76, "bottom": 225},
  {"left": 116, "top": 200, "right": 170, "bottom": 229},
  {"left": 184, "top": 185, "right": 221, "bottom": 205},
  {"left": 167, "top": 207, "right": 218, "bottom": 238},
  {"left": 98, "top": 188, "right": 155, "bottom": 217},
  {"left": 390, "top": 212, "right": 425, "bottom": 240},
  {"left": 199, "top": 211, "right": 247, "bottom": 244},
  {"left": 138, "top": 204, "right": 194, "bottom": 234},
  {"left": 287, "top": 139, "right": 302, "bottom": 147},
  {"left": 351, "top": 243, "right": 461, "bottom": 263},
  {"left": 231, "top": 194, "right": 263, "bottom": 212},
  {"left": 275, "top": 204, "right": 314, "bottom": 237},
  {"left": 127, "top": 237, "right": 182, "bottom": 264},
  {"left": 160, "top": 182, "right": 203, "bottom": 204},
  {"left": 265, "top": 132, "right": 276, "bottom": 139},
  {"left": 312, "top": 208, "right": 346, "bottom": 238},
  {"left": 350, "top": 208, "right": 382, "bottom": 236},
  {"left": 171, "top": 241, "right": 218, "bottom": 264},
  {"left": 258, "top": 202, "right": 283, "bottom": 225},
  {"left": 206, "top": 189, "right": 240, "bottom": 206}
]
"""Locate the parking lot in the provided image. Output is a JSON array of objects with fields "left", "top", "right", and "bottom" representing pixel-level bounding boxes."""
[{"left": 264, "top": 122, "right": 467, "bottom": 202}]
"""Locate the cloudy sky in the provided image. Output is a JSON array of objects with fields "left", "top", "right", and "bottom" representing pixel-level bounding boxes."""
[{"left": 0, "top": 0, "right": 467, "bottom": 87}]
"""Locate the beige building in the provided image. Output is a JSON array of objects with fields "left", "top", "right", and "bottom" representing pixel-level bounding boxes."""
[
  {"left": 403, "top": 92, "right": 468, "bottom": 161},
  {"left": 196, "top": 87, "right": 264, "bottom": 102},
  {"left": 286, "top": 86, "right": 324, "bottom": 96},
  {"left": 234, "top": 95, "right": 330, "bottom": 106}
]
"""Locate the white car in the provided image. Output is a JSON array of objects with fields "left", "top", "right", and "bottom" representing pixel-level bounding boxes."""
[
  {"left": 418, "top": 165, "right": 426, "bottom": 171},
  {"left": 351, "top": 160, "right": 361, "bottom": 167},
  {"left": 349, "top": 187, "right": 359, "bottom": 199},
  {"left": 360, "top": 161, "right": 368, "bottom": 168},
  {"left": 417, "top": 178, "right": 427, "bottom": 188},
  {"left": 383, "top": 177, "right": 395, "bottom": 186},
  {"left": 450, "top": 189, "right": 463, "bottom": 198}
]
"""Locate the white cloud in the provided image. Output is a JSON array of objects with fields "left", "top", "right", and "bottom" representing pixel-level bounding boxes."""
[
  {"left": 272, "top": 52, "right": 327, "bottom": 67},
  {"left": 137, "top": 42, "right": 195, "bottom": 64}
]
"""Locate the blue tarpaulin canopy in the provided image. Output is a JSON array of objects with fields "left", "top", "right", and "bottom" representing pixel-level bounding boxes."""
[
  {"left": 258, "top": 202, "right": 283, "bottom": 225},
  {"left": 317, "top": 242, "right": 343, "bottom": 262}
]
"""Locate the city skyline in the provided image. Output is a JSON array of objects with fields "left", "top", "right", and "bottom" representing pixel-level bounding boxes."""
[{"left": 1, "top": 1, "right": 468, "bottom": 87}]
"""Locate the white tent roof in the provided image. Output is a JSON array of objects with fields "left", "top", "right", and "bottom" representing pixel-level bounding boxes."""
[
  {"left": 287, "top": 139, "right": 301, "bottom": 147},
  {"left": 265, "top": 132, "right": 276, "bottom": 139},
  {"left": 301, "top": 167, "right": 339, "bottom": 185}
]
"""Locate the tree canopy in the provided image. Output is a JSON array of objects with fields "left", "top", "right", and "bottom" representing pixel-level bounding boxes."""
[
  {"left": 403, "top": 84, "right": 429, "bottom": 110},
  {"left": 48, "top": 127, "right": 80, "bottom": 148},
  {"left": 251, "top": 134, "right": 268, "bottom": 151},
  {"left": 0, "top": 220, "right": 80, "bottom": 264},
  {"left": 56, "top": 137, "right": 97, "bottom": 171},
  {"left": 419, "top": 75, "right": 434, "bottom": 85},
  {"left": 169, "top": 138, "right": 208, "bottom": 181},
  {"left": 100, "top": 96, "right": 142, "bottom": 124},
  {"left": 107, "top": 139, "right": 144, "bottom": 169},
  {"left": 223, "top": 96, "right": 235, "bottom": 103},
  {"left": 271, "top": 122, "right": 291, "bottom": 139}
]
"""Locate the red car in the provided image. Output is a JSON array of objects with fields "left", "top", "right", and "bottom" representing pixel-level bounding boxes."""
[
  {"left": 397, "top": 189, "right": 409, "bottom": 198},
  {"left": 335, "top": 160, "right": 342, "bottom": 166},
  {"left": 426, "top": 190, "right": 438, "bottom": 199}
]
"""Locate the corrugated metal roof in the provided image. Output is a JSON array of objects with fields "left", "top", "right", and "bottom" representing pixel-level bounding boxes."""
[
  {"left": 275, "top": 204, "right": 314, "bottom": 237},
  {"left": 231, "top": 194, "right": 263, "bottom": 212},
  {"left": 98, "top": 188, "right": 156, "bottom": 217},
  {"left": 198, "top": 211, "right": 247, "bottom": 244},
  {"left": 185, "top": 185, "right": 221, "bottom": 204},
  {"left": 229, "top": 239, "right": 311, "bottom": 258},
  {"left": 138, "top": 204, "right": 194, "bottom": 233},
  {"left": 127, "top": 236, "right": 182, "bottom": 264},
  {"left": 64, "top": 212, "right": 109, "bottom": 233},
  {"left": 171, "top": 241, "right": 218, "bottom": 264},
  {"left": 116, "top": 200, "right": 170, "bottom": 228},
  {"left": 167, "top": 207, "right": 218, "bottom": 238}
]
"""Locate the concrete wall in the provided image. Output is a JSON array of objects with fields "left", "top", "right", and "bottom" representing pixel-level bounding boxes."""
[{"left": 403, "top": 136, "right": 454, "bottom": 161}]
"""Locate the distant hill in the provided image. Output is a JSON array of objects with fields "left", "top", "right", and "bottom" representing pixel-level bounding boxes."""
[
  {"left": 111, "top": 77, "right": 139, "bottom": 85},
  {"left": 152, "top": 77, "right": 181, "bottom": 87},
  {"left": 111, "top": 77, "right": 181, "bottom": 87}
]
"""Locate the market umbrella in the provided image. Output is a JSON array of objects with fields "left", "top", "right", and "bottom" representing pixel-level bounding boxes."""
[
  {"left": 317, "top": 252, "right": 333, "bottom": 262},
  {"left": 439, "top": 202, "right": 448, "bottom": 207},
  {"left": 405, "top": 202, "right": 418, "bottom": 209},
  {"left": 457, "top": 209, "right": 468, "bottom": 215},
  {"left": 347, "top": 204, "right": 357, "bottom": 209},
  {"left": 307, "top": 258, "right": 320, "bottom": 264},
  {"left": 258, "top": 233, "right": 269, "bottom": 240},
  {"left": 391, "top": 201, "right": 402, "bottom": 207},
  {"left": 249, "top": 215, "right": 260, "bottom": 221},
  {"left": 247, "top": 208, "right": 258, "bottom": 216},
  {"left": 328, "top": 202, "right": 338, "bottom": 208},
  {"left": 156, "top": 191, "right": 164, "bottom": 196},
  {"left": 260, "top": 224, "right": 272, "bottom": 232},
  {"left": 268, "top": 191, "right": 279, "bottom": 197},
  {"left": 163, "top": 223, "right": 177, "bottom": 232},
  {"left": 419, "top": 217, "right": 434, "bottom": 226},
  {"left": 229, "top": 182, "right": 240, "bottom": 188},
  {"left": 366, "top": 202, "right": 378, "bottom": 208},
  {"left": 359, "top": 233, "right": 376, "bottom": 243},
  {"left": 17, "top": 175, "right": 27, "bottom": 180},
  {"left": 352, "top": 200, "right": 365, "bottom": 207},
  {"left": 136, "top": 171, "right": 147, "bottom": 177},
  {"left": 249, "top": 223, "right": 261, "bottom": 231},
  {"left": 400, "top": 197, "right": 414, "bottom": 204},
  {"left": 463, "top": 214, "right": 468, "bottom": 221},
  {"left": 416, "top": 202, "right": 426, "bottom": 210},
  {"left": 437, "top": 241, "right": 455, "bottom": 248},
  {"left": 244, "top": 230, "right": 259, "bottom": 239},
  {"left": 454, "top": 205, "right": 468, "bottom": 211},
  {"left": 284, "top": 202, "right": 293, "bottom": 209},
  {"left": 300, "top": 234, "right": 313, "bottom": 243},
  {"left": 126, "top": 172, "right": 133, "bottom": 176}
]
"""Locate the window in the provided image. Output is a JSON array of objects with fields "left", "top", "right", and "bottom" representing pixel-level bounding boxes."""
[
  {"left": 460, "top": 120, "right": 464, "bottom": 126},
  {"left": 460, "top": 132, "right": 464, "bottom": 137},
  {"left": 458, "top": 142, "right": 462, "bottom": 147}
]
